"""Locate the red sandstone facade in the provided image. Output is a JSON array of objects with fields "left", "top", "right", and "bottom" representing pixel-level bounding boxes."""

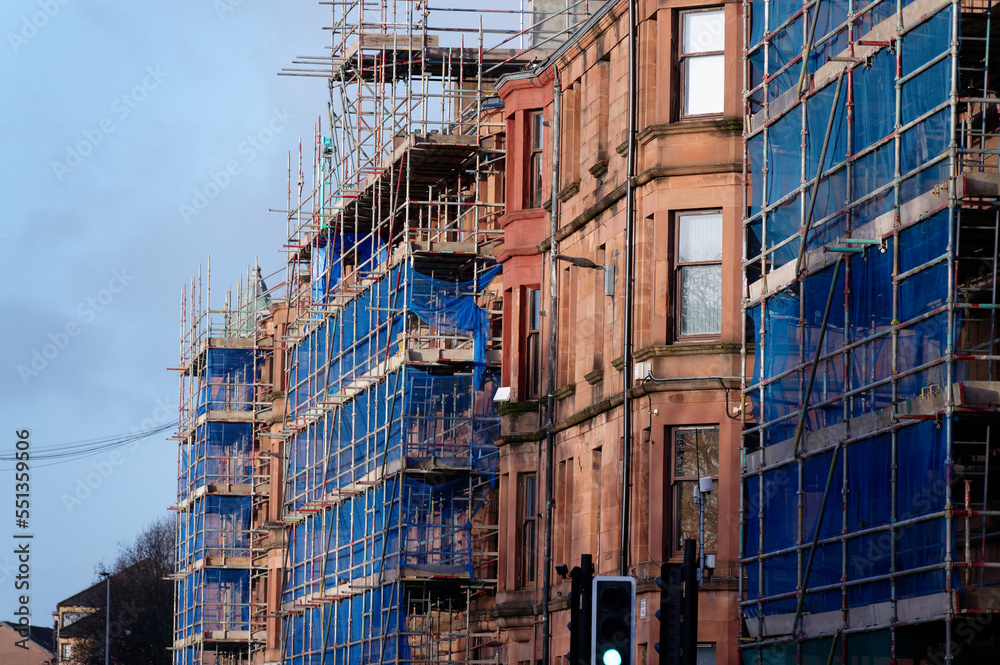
[{"left": 494, "top": 1, "right": 744, "bottom": 664}]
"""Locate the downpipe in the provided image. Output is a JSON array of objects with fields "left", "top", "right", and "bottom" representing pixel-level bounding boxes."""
[
  {"left": 542, "top": 64, "right": 562, "bottom": 665},
  {"left": 620, "top": 0, "right": 638, "bottom": 577}
]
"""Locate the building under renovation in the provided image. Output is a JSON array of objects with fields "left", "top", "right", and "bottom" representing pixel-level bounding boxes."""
[
  {"left": 173, "top": 3, "right": 607, "bottom": 665},
  {"left": 742, "top": 0, "right": 1000, "bottom": 660},
  {"left": 173, "top": 264, "right": 279, "bottom": 665}
]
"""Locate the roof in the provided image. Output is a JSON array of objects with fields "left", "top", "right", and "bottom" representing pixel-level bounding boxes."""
[
  {"left": 1, "top": 621, "right": 54, "bottom": 653},
  {"left": 56, "top": 562, "right": 146, "bottom": 609},
  {"left": 55, "top": 578, "right": 105, "bottom": 610},
  {"left": 58, "top": 610, "right": 103, "bottom": 639},
  {"left": 496, "top": 0, "right": 620, "bottom": 88}
]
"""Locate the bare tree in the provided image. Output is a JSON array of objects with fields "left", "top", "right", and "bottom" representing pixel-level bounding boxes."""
[{"left": 73, "top": 516, "right": 174, "bottom": 665}]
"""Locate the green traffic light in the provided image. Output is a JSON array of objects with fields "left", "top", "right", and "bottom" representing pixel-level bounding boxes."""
[{"left": 602, "top": 649, "right": 623, "bottom": 665}]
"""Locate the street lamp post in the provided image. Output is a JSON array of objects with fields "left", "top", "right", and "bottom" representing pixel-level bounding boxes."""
[{"left": 101, "top": 571, "right": 110, "bottom": 665}]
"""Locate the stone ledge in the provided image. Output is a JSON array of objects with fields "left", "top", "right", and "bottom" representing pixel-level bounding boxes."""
[{"left": 554, "top": 383, "right": 576, "bottom": 400}]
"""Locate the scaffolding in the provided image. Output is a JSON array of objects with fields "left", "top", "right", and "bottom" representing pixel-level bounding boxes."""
[
  {"left": 175, "top": 263, "right": 282, "bottom": 665},
  {"left": 269, "top": 2, "right": 601, "bottom": 664},
  {"left": 742, "top": 0, "right": 1000, "bottom": 660}
]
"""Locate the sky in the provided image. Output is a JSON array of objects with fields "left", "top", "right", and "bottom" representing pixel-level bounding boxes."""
[{"left": 0, "top": 0, "right": 331, "bottom": 624}]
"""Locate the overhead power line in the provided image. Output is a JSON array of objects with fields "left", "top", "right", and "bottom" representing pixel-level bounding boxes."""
[{"left": 0, "top": 423, "right": 173, "bottom": 469}]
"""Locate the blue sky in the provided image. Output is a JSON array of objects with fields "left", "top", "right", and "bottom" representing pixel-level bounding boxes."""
[{"left": 0, "top": 0, "right": 329, "bottom": 623}]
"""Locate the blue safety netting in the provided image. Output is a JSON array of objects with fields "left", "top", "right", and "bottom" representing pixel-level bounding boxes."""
[
  {"left": 289, "top": 262, "right": 501, "bottom": 416},
  {"left": 198, "top": 347, "right": 255, "bottom": 413},
  {"left": 745, "top": 2, "right": 953, "bottom": 274},
  {"left": 744, "top": 422, "right": 953, "bottom": 619},
  {"left": 177, "top": 496, "right": 251, "bottom": 570},
  {"left": 312, "top": 232, "right": 388, "bottom": 306},
  {"left": 282, "top": 299, "right": 500, "bottom": 665},
  {"left": 174, "top": 568, "right": 250, "bottom": 640},
  {"left": 178, "top": 421, "right": 253, "bottom": 501},
  {"left": 408, "top": 260, "right": 503, "bottom": 389},
  {"left": 747, "top": 236, "right": 956, "bottom": 447},
  {"left": 283, "top": 586, "right": 410, "bottom": 665},
  {"left": 287, "top": 369, "right": 498, "bottom": 511},
  {"left": 283, "top": 369, "right": 499, "bottom": 586},
  {"left": 290, "top": 263, "right": 407, "bottom": 417},
  {"left": 742, "top": 0, "right": 968, "bottom": 641}
]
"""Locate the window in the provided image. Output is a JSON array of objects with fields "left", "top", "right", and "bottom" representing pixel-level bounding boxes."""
[
  {"left": 697, "top": 644, "right": 718, "bottom": 665},
  {"left": 558, "top": 457, "right": 575, "bottom": 564},
  {"left": 62, "top": 642, "right": 73, "bottom": 660},
  {"left": 593, "top": 447, "right": 603, "bottom": 559},
  {"left": 676, "top": 211, "right": 723, "bottom": 337},
  {"left": 679, "top": 9, "right": 725, "bottom": 116},
  {"left": 671, "top": 427, "right": 719, "bottom": 554},
  {"left": 528, "top": 111, "right": 545, "bottom": 207},
  {"left": 62, "top": 611, "right": 86, "bottom": 628},
  {"left": 525, "top": 288, "right": 542, "bottom": 399},
  {"left": 518, "top": 473, "right": 538, "bottom": 586}
]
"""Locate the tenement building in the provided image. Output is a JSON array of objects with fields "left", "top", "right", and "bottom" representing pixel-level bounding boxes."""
[{"left": 494, "top": 1, "right": 743, "bottom": 664}]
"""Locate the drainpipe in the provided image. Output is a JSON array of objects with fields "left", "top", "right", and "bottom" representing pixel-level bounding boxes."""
[
  {"left": 542, "top": 63, "right": 562, "bottom": 665},
  {"left": 620, "top": 0, "right": 638, "bottom": 577}
]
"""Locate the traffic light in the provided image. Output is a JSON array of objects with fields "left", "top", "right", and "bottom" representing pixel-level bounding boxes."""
[
  {"left": 566, "top": 554, "right": 594, "bottom": 665},
  {"left": 655, "top": 539, "right": 698, "bottom": 665},
  {"left": 591, "top": 575, "right": 636, "bottom": 665},
  {"left": 654, "top": 563, "right": 682, "bottom": 665}
]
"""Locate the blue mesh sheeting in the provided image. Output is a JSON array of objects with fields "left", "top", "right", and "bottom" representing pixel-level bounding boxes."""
[
  {"left": 806, "top": 79, "right": 848, "bottom": 175},
  {"left": 176, "top": 496, "right": 251, "bottom": 570},
  {"left": 281, "top": 360, "right": 500, "bottom": 662},
  {"left": 749, "top": 288, "right": 801, "bottom": 446},
  {"left": 199, "top": 348, "right": 255, "bottom": 413},
  {"left": 312, "top": 232, "right": 389, "bottom": 307},
  {"left": 747, "top": 2, "right": 953, "bottom": 272},
  {"left": 178, "top": 422, "right": 253, "bottom": 501},
  {"left": 284, "top": 584, "right": 409, "bottom": 665},
  {"left": 291, "top": 262, "right": 502, "bottom": 417},
  {"left": 745, "top": 422, "right": 956, "bottom": 619},
  {"left": 174, "top": 568, "right": 250, "bottom": 638},
  {"left": 742, "top": 0, "right": 963, "bottom": 636},
  {"left": 408, "top": 263, "right": 503, "bottom": 387},
  {"left": 289, "top": 264, "right": 406, "bottom": 418}
]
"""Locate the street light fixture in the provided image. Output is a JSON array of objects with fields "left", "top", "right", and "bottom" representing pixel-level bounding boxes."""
[
  {"left": 553, "top": 253, "right": 600, "bottom": 269},
  {"left": 552, "top": 254, "right": 615, "bottom": 297}
]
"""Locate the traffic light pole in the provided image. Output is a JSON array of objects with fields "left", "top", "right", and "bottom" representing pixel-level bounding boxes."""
[{"left": 681, "top": 539, "right": 698, "bottom": 665}]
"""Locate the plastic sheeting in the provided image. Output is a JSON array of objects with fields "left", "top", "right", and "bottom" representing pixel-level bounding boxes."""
[
  {"left": 748, "top": 237, "right": 954, "bottom": 445},
  {"left": 743, "top": 0, "right": 963, "bottom": 635},
  {"left": 177, "top": 496, "right": 251, "bottom": 569},
  {"left": 281, "top": 364, "right": 500, "bottom": 664},
  {"left": 289, "top": 262, "right": 501, "bottom": 415},
  {"left": 283, "top": 585, "right": 410, "bottom": 665},
  {"left": 178, "top": 421, "right": 252, "bottom": 501},
  {"left": 745, "top": 2, "right": 953, "bottom": 273},
  {"left": 744, "top": 422, "right": 952, "bottom": 619},
  {"left": 196, "top": 347, "right": 255, "bottom": 414},
  {"left": 289, "top": 264, "right": 407, "bottom": 416},
  {"left": 408, "top": 263, "right": 502, "bottom": 388},
  {"left": 174, "top": 568, "right": 250, "bottom": 640},
  {"left": 313, "top": 232, "right": 389, "bottom": 306}
]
